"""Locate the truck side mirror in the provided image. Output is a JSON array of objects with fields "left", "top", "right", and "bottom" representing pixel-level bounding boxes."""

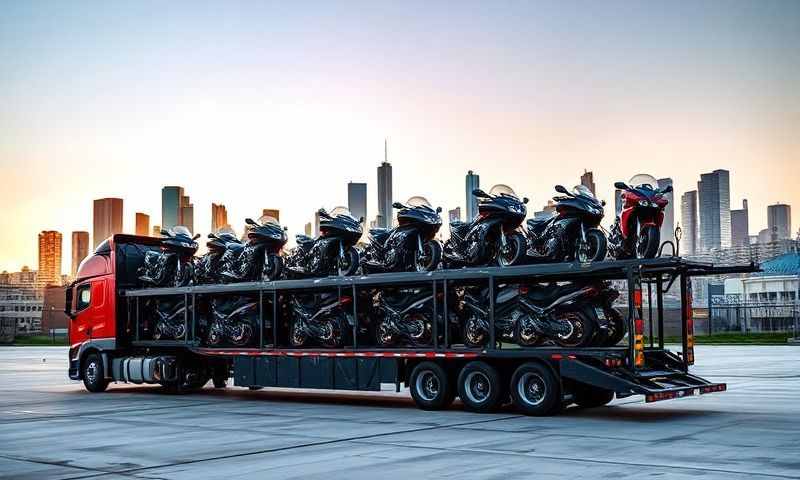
[
  {"left": 614, "top": 181, "right": 628, "bottom": 190},
  {"left": 64, "top": 285, "right": 74, "bottom": 319}
]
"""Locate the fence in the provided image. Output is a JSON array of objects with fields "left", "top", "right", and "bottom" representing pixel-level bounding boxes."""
[{"left": 710, "top": 295, "right": 800, "bottom": 335}]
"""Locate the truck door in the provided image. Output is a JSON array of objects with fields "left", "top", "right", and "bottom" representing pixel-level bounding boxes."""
[{"left": 70, "top": 278, "right": 113, "bottom": 343}]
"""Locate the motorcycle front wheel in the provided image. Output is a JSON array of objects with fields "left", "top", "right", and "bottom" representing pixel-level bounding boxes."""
[
  {"left": 515, "top": 316, "right": 545, "bottom": 347},
  {"left": 289, "top": 318, "right": 308, "bottom": 347},
  {"left": 575, "top": 229, "right": 607, "bottom": 263},
  {"left": 229, "top": 322, "right": 253, "bottom": 346},
  {"left": 463, "top": 314, "right": 488, "bottom": 348},
  {"left": 498, "top": 233, "right": 527, "bottom": 267},
  {"left": 337, "top": 247, "right": 360, "bottom": 276},
  {"left": 375, "top": 319, "right": 396, "bottom": 347},
  {"left": 637, "top": 225, "right": 660, "bottom": 259},
  {"left": 414, "top": 240, "right": 442, "bottom": 272},
  {"left": 263, "top": 253, "right": 284, "bottom": 281},
  {"left": 207, "top": 322, "right": 224, "bottom": 346}
]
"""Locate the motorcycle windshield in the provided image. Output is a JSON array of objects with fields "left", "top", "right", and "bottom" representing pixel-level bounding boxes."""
[
  {"left": 330, "top": 206, "right": 352, "bottom": 217},
  {"left": 214, "top": 226, "right": 237, "bottom": 237},
  {"left": 571, "top": 185, "right": 597, "bottom": 200},
  {"left": 406, "top": 196, "right": 432, "bottom": 208},
  {"left": 488, "top": 184, "right": 518, "bottom": 199},
  {"left": 628, "top": 173, "right": 658, "bottom": 191},
  {"left": 257, "top": 215, "right": 279, "bottom": 226},
  {"left": 171, "top": 226, "right": 192, "bottom": 238}
]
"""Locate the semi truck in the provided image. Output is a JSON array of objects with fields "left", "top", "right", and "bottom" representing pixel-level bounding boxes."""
[{"left": 66, "top": 234, "right": 753, "bottom": 415}]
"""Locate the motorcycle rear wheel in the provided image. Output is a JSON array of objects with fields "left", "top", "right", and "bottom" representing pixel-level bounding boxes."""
[
  {"left": 553, "top": 311, "right": 595, "bottom": 348},
  {"left": 230, "top": 322, "right": 253, "bottom": 346},
  {"left": 289, "top": 318, "right": 308, "bottom": 347},
  {"left": 463, "top": 315, "right": 488, "bottom": 348},
  {"left": 515, "top": 316, "right": 545, "bottom": 347}
]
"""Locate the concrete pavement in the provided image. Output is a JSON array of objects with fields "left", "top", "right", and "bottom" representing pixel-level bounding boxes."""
[{"left": 0, "top": 346, "right": 798, "bottom": 479}]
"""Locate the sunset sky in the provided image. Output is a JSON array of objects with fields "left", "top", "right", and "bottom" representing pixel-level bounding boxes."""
[{"left": 1, "top": 1, "right": 798, "bottom": 273}]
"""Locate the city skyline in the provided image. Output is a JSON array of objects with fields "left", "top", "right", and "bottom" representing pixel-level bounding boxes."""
[{"left": 1, "top": 2, "right": 798, "bottom": 271}]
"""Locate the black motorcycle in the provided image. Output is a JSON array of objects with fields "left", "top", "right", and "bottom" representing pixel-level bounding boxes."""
[
  {"left": 372, "top": 287, "right": 439, "bottom": 347},
  {"left": 460, "top": 281, "right": 611, "bottom": 348},
  {"left": 288, "top": 293, "right": 354, "bottom": 348},
  {"left": 206, "top": 296, "right": 260, "bottom": 347},
  {"left": 220, "top": 216, "right": 287, "bottom": 283},
  {"left": 195, "top": 229, "right": 242, "bottom": 285},
  {"left": 362, "top": 196, "right": 443, "bottom": 273},
  {"left": 526, "top": 185, "right": 607, "bottom": 263},
  {"left": 285, "top": 207, "right": 362, "bottom": 278},
  {"left": 151, "top": 297, "right": 190, "bottom": 341},
  {"left": 444, "top": 184, "right": 529, "bottom": 268},
  {"left": 138, "top": 226, "right": 199, "bottom": 287}
]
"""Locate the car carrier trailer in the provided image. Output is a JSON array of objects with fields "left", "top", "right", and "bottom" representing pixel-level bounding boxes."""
[{"left": 67, "top": 234, "right": 756, "bottom": 415}]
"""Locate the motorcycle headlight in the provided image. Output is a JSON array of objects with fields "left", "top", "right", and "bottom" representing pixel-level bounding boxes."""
[{"left": 638, "top": 200, "right": 651, "bottom": 207}]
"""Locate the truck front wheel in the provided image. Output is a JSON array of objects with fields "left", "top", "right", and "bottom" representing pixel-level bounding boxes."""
[{"left": 82, "top": 353, "right": 109, "bottom": 393}]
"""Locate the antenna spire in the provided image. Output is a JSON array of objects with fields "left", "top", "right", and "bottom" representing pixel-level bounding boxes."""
[{"left": 384, "top": 138, "right": 388, "bottom": 163}]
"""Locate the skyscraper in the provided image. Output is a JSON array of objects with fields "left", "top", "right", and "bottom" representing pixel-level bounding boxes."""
[
  {"left": 377, "top": 140, "right": 393, "bottom": 228},
  {"left": 38, "top": 231, "right": 62, "bottom": 288},
  {"left": 181, "top": 195, "right": 194, "bottom": 233},
  {"left": 304, "top": 222, "right": 312, "bottom": 236},
  {"left": 93, "top": 198, "right": 123, "bottom": 248},
  {"left": 135, "top": 212, "right": 150, "bottom": 236},
  {"left": 730, "top": 199, "right": 749, "bottom": 247},
  {"left": 448, "top": 207, "right": 461, "bottom": 223},
  {"left": 161, "top": 186, "right": 194, "bottom": 232},
  {"left": 580, "top": 170, "right": 596, "bottom": 196},
  {"left": 767, "top": 203, "right": 791, "bottom": 241},
  {"left": 697, "top": 169, "right": 731, "bottom": 251},
  {"left": 211, "top": 203, "right": 228, "bottom": 232},
  {"left": 70, "top": 231, "right": 89, "bottom": 278},
  {"left": 152, "top": 225, "right": 161, "bottom": 236},
  {"left": 657, "top": 178, "right": 674, "bottom": 246},
  {"left": 465, "top": 170, "right": 480, "bottom": 221},
  {"left": 680, "top": 191, "right": 698, "bottom": 255},
  {"left": 262, "top": 209, "right": 280, "bottom": 222},
  {"left": 347, "top": 182, "right": 367, "bottom": 225}
]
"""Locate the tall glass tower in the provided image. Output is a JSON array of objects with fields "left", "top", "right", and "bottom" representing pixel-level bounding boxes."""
[
  {"left": 697, "top": 169, "right": 731, "bottom": 251},
  {"left": 377, "top": 140, "right": 393, "bottom": 228},
  {"left": 465, "top": 170, "right": 480, "bottom": 221}
]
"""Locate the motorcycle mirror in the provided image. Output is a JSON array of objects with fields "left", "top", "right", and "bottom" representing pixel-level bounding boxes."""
[
  {"left": 359, "top": 216, "right": 365, "bottom": 223},
  {"left": 601, "top": 200, "right": 606, "bottom": 206},
  {"left": 193, "top": 234, "right": 201, "bottom": 240},
  {"left": 662, "top": 185, "right": 673, "bottom": 194},
  {"left": 472, "top": 189, "right": 489, "bottom": 198},
  {"left": 160, "top": 228, "right": 170, "bottom": 236},
  {"left": 436, "top": 206, "right": 442, "bottom": 213},
  {"left": 614, "top": 181, "right": 628, "bottom": 190},
  {"left": 554, "top": 185, "right": 569, "bottom": 195},
  {"left": 245, "top": 218, "right": 257, "bottom": 226},
  {"left": 392, "top": 202, "right": 404, "bottom": 209},
  {"left": 522, "top": 197, "right": 529, "bottom": 204}
]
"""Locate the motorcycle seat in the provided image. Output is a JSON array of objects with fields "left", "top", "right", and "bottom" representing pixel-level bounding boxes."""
[
  {"left": 525, "top": 283, "right": 585, "bottom": 303},
  {"left": 369, "top": 228, "right": 390, "bottom": 245},
  {"left": 295, "top": 234, "right": 315, "bottom": 246},
  {"left": 226, "top": 242, "right": 245, "bottom": 253}
]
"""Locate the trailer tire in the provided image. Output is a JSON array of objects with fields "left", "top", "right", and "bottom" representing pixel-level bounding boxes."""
[
  {"left": 410, "top": 362, "right": 454, "bottom": 410},
  {"left": 574, "top": 386, "right": 615, "bottom": 409},
  {"left": 457, "top": 361, "right": 504, "bottom": 413},
  {"left": 82, "top": 353, "right": 109, "bottom": 393},
  {"left": 510, "top": 362, "right": 560, "bottom": 416}
]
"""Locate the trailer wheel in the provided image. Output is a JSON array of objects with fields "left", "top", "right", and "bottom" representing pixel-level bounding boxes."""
[
  {"left": 410, "top": 362, "right": 454, "bottom": 410},
  {"left": 574, "top": 386, "right": 615, "bottom": 409},
  {"left": 457, "top": 361, "right": 504, "bottom": 413},
  {"left": 82, "top": 353, "right": 109, "bottom": 393},
  {"left": 509, "top": 362, "right": 560, "bottom": 416}
]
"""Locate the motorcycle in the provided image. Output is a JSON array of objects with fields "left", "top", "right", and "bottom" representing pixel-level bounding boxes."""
[
  {"left": 206, "top": 296, "right": 260, "bottom": 347},
  {"left": 138, "top": 226, "right": 199, "bottom": 287},
  {"left": 361, "top": 196, "right": 443, "bottom": 273},
  {"left": 526, "top": 184, "right": 607, "bottom": 263},
  {"left": 372, "top": 287, "right": 439, "bottom": 347},
  {"left": 444, "top": 184, "right": 529, "bottom": 268},
  {"left": 288, "top": 293, "right": 354, "bottom": 348},
  {"left": 460, "top": 281, "right": 613, "bottom": 348},
  {"left": 195, "top": 229, "right": 242, "bottom": 285},
  {"left": 285, "top": 207, "right": 362, "bottom": 278},
  {"left": 609, "top": 176, "right": 672, "bottom": 259},
  {"left": 151, "top": 297, "right": 190, "bottom": 341},
  {"left": 220, "top": 216, "right": 287, "bottom": 283}
]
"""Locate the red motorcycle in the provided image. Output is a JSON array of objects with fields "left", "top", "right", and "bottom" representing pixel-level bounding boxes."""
[{"left": 609, "top": 178, "right": 672, "bottom": 259}]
